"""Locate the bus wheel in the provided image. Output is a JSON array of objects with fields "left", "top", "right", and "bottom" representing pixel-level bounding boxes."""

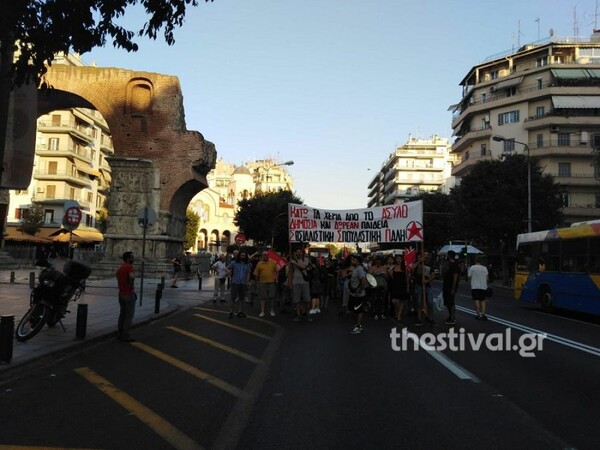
[{"left": 540, "top": 288, "right": 553, "bottom": 312}]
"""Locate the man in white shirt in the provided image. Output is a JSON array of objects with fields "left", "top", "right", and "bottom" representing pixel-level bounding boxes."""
[
  {"left": 211, "top": 254, "right": 228, "bottom": 303},
  {"left": 468, "top": 256, "right": 489, "bottom": 320}
]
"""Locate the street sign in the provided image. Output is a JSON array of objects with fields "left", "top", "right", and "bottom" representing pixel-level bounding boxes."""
[
  {"left": 137, "top": 206, "right": 157, "bottom": 228},
  {"left": 234, "top": 233, "right": 247, "bottom": 245},
  {"left": 62, "top": 202, "right": 82, "bottom": 231}
]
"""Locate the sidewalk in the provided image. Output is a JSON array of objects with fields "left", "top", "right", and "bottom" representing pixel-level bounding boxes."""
[{"left": 0, "top": 270, "right": 216, "bottom": 378}]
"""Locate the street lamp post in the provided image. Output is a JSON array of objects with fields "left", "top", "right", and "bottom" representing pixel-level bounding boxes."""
[
  {"left": 493, "top": 136, "right": 532, "bottom": 233},
  {"left": 265, "top": 160, "right": 294, "bottom": 191}
]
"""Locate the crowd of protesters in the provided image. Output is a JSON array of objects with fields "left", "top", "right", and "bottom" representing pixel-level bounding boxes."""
[{"left": 202, "top": 246, "right": 492, "bottom": 334}]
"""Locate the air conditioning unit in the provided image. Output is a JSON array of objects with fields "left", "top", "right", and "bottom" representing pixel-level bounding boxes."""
[
  {"left": 36, "top": 187, "right": 44, "bottom": 193},
  {"left": 550, "top": 125, "right": 560, "bottom": 133}
]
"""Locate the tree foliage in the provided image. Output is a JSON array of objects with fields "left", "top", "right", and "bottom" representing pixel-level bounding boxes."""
[
  {"left": 450, "top": 154, "right": 563, "bottom": 252},
  {"left": 417, "top": 191, "right": 455, "bottom": 252},
  {"left": 185, "top": 208, "right": 200, "bottom": 251},
  {"left": 18, "top": 203, "right": 45, "bottom": 235},
  {"left": 1, "top": 0, "right": 213, "bottom": 86},
  {"left": 234, "top": 190, "right": 303, "bottom": 252}
]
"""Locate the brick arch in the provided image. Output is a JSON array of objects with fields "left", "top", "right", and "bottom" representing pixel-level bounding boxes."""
[{"left": 40, "top": 64, "right": 216, "bottom": 261}]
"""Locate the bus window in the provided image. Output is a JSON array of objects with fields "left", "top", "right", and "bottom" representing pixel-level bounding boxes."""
[
  {"left": 561, "top": 238, "right": 588, "bottom": 273},
  {"left": 540, "top": 241, "right": 560, "bottom": 271},
  {"left": 589, "top": 238, "right": 600, "bottom": 274},
  {"left": 516, "top": 244, "right": 533, "bottom": 271}
]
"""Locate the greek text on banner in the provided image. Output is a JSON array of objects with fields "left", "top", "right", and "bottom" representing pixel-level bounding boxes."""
[{"left": 287, "top": 201, "right": 423, "bottom": 244}]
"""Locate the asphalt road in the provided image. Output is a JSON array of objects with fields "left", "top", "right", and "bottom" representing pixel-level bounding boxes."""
[{"left": 1, "top": 282, "right": 599, "bottom": 449}]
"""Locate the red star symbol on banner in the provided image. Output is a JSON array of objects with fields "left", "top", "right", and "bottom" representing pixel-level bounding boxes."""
[{"left": 406, "top": 221, "right": 423, "bottom": 241}]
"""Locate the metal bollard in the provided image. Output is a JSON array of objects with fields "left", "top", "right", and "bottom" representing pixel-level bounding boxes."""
[
  {"left": 10, "top": 272, "right": 15, "bottom": 283},
  {"left": 154, "top": 287, "right": 162, "bottom": 314},
  {"left": 76, "top": 304, "right": 88, "bottom": 339},
  {"left": 0, "top": 315, "right": 15, "bottom": 363},
  {"left": 198, "top": 275, "right": 203, "bottom": 291},
  {"left": 29, "top": 272, "right": 35, "bottom": 289}
]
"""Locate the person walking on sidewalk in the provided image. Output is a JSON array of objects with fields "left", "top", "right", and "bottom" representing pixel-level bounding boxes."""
[
  {"left": 170, "top": 254, "right": 182, "bottom": 288},
  {"left": 211, "top": 254, "right": 228, "bottom": 303},
  {"left": 116, "top": 251, "right": 136, "bottom": 342},
  {"left": 468, "top": 256, "right": 489, "bottom": 320},
  {"left": 227, "top": 251, "right": 252, "bottom": 318},
  {"left": 254, "top": 251, "right": 279, "bottom": 317}
]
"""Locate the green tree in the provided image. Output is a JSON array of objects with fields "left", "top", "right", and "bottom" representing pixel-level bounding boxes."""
[
  {"left": 185, "top": 208, "right": 200, "bottom": 251},
  {"left": 417, "top": 191, "right": 454, "bottom": 252},
  {"left": 234, "top": 190, "right": 303, "bottom": 252},
  {"left": 451, "top": 154, "right": 563, "bottom": 271},
  {"left": 18, "top": 203, "right": 45, "bottom": 235}
]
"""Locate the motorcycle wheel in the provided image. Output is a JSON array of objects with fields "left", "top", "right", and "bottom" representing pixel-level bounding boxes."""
[{"left": 15, "top": 303, "right": 50, "bottom": 342}]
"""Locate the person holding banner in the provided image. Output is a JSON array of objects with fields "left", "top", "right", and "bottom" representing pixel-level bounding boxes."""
[{"left": 289, "top": 248, "right": 312, "bottom": 322}]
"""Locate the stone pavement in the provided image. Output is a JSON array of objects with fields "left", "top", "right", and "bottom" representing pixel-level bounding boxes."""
[{"left": 0, "top": 269, "right": 215, "bottom": 377}]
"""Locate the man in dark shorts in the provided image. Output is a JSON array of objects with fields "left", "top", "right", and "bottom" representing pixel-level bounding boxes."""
[{"left": 442, "top": 250, "right": 460, "bottom": 325}]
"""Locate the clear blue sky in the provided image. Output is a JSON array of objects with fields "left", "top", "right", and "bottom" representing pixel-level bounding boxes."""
[{"left": 86, "top": 0, "right": 594, "bottom": 209}]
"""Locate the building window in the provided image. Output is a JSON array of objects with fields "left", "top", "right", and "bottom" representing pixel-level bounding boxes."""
[
  {"left": 49, "top": 138, "right": 59, "bottom": 150},
  {"left": 87, "top": 192, "right": 93, "bottom": 203},
  {"left": 561, "top": 193, "right": 570, "bottom": 207},
  {"left": 481, "top": 93, "right": 487, "bottom": 104},
  {"left": 51, "top": 114, "right": 61, "bottom": 126},
  {"left": 537, "top": 134, "right": 544, "bottom": 148},
  {"left": 70, "top": 188, "right": 76, "bottom": 200},
  {"left": 537, "top": 78, "right": 543, "bottom": 90},
  {"left": 46, "top": 185, "right": 56, "bottom": 199},
  {"left": 558, "top": 162, "right": 571, "bottom": 177},
  {"left": 45, "top": 209, "right": 54, "bottom": 224},
  {"left": 48, "top": 161, "right": 57, "bottom": 175},
  {"left": 480, "top": 144, "right": 487, "bottom": 156},
  {"left": 536, "top": 106, "right": 545, "bottom": 118},
  {"left": 536, "top": 56, "right": 548, "bottom": 67},
  {"left": 498, "top": 110, "right": 520, "bottom": 125},
  {"left": 558, "top": 133, "right": 571, "bottom": 146},
  {"left": 506, "top": 87, "right": 517, "bottom": 97},
  {"left": 502, "top": 139, "right": 515, "bottom": 153},
  {"left": 490, "top": 70, "right": 499, "bottom": 80}
]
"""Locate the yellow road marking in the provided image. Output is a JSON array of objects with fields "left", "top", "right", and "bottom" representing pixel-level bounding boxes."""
[
  {"left": 193, "top": 314, "right": 272, "bottom": 340},
  {"left": 130, "top": 342, "right": 244, "bottom": 398},
  {"left": 74, "top": 367, "right": 203, "bottom": 450},
  {"left": 166, "top": 326, "right": 261, "bottom": 364}
]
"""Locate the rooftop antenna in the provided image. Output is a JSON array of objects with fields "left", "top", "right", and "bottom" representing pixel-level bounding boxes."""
[
  {"left": 574, "top": 6, "right": 579, "bottom": 38},
  {"left": 535, "top": 17, "right": 540, "bottom": 41}
]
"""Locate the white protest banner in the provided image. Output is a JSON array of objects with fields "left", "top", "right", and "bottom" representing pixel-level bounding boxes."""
[{"left": 288, "top": 201, "right": 423, "bottom": 244}]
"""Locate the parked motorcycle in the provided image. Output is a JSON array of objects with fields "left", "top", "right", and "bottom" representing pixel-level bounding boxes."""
[{"left": 15, "top": 259, "right": 92, "bottom": 342}]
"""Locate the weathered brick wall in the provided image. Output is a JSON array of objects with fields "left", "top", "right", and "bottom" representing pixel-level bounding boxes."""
[{"left": 40, "top": 65, "right": 216, "bottom": 259}]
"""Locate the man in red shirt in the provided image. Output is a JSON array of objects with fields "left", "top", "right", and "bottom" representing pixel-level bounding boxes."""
[{"left": 116, "top": 251, "right": 136, "bottom": 342}]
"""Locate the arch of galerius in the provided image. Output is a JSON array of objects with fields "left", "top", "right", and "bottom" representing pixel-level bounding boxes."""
[{"left": 40, "top": 64, "right": 216, "bottom": 262}]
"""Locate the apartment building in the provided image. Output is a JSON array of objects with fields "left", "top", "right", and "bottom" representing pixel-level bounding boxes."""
[
  {"left": 6, "top": 53, "right": 110, "bottom": 244},
  {"left": 367, "top": 135, "right": 456, "bottom": 207},
  {"left": 450, "top": 33, "right": 600, "bottom": 226}
]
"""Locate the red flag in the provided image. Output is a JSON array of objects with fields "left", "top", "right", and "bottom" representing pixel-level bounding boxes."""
[
  {"left": 404, "top": 247, "right": 416, "bottom": 269},
  {"left": 267, "top": 250, "right": 288, "bottom": 271}
]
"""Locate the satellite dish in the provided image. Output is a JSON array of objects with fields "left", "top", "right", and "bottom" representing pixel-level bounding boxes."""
[{"left": 549, "top": 28, "right": 555, "bottom": 37}]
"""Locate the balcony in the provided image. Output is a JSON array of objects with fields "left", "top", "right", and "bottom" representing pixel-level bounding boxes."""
[
  {"left": 452, "top": 125, "right": 493, "bottom": 153},
  {"left": 451, "top": 152, "right": 493, "bottom": 177},
  {"left": 553, "top": 173, "right": 599, "bottom": 187},
  {"left": 36, "top": 143, "right": 93, "bottom": 163},
  {"left": 37, "top": 120, "right": 95, "bottom": 145},
  {"left": 33, "top": 169, "right": 92, "bottom": 187}
]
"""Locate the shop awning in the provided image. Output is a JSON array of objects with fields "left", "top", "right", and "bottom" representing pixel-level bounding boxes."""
[
  {"left": 50, "top": 228, "right": 104, "bottom": 243},
  {"left": 100, "top": 168, "right": 112, "bottom": 183},
  {"left": 552, "top": 95, "right": 600, "bottom": 108},
  {"left": 4, "top": 226, "right": 52, "bottom": 243},
  {"left": 493, "top": 76, "right": 523, "bottom": 91}
]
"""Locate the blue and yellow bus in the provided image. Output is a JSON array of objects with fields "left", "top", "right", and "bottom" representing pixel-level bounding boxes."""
[{"left": 515, "top": 220, "right": 600, "bottom": 315}]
